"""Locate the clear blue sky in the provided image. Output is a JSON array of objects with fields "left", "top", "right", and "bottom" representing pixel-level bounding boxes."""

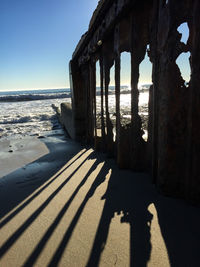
[
  {"left": 0, "top": 0, "right": 99, "bottom": 90},
  {"left": 0, "top": 1, "right": 190, "bottom": 91}
]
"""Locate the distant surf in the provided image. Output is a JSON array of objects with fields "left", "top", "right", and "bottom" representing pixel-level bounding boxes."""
[
  {"left": 0, "top": 88, "right": 71, "bottom": 102},
  {"left": 0, "top": 89, "right": 71, "bottom": 139}
]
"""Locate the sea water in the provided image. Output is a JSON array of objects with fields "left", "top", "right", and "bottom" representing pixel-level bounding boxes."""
[
  {"left": 0, "top": 89, "right": 71, "bottom": 139},
  {"left": 0, "top": 86, "right": 150, "bottom": 140}
]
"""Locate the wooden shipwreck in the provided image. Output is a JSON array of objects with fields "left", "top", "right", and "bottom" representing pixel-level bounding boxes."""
[{"left": 65, "top": 0, "right": 200, "bottom": 203}]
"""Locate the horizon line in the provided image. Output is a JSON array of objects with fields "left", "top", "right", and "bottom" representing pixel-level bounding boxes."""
[{"left": 0, "top": 83, "right": 153, "bottom": 92}]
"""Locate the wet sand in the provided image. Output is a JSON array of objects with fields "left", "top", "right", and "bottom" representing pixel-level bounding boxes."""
[
  {"left": 0, "top": 136, "right": 49, "bottom": 178},
  {"left": 0, "top": 132, "right": 200, "bottom": 266}
]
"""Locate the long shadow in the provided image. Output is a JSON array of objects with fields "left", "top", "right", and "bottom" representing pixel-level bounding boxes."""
[
  {"left": 47, "top": 155, "right": 111, "bottom": 267},
  {"left": 0, "top": 149, "right": 87, "bottom": 228},
  {"left": 86, "top": 161, "right": 155, "bottom": 267},
  {"left": 0, "top": 150, "right": 94, "bottom": 257},
  {"left": 154, "top": 196, "right": 200, "bottom": 266},
  {"left": 23, "top": 155, "right": 104, "bottom": 267},
  {"left": 0, "top": 137, "right": 83, "bottom": 221},
  {"left": 3, "top": 136, "right": 200, "bottom": 266},
  {"left": 86, "top": 160, "right": 200, "bottom": 266}
]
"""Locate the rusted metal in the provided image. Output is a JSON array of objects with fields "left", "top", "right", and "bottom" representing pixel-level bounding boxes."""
[{"left": 69, "top": 0, "right": 200, "bottom": 203}]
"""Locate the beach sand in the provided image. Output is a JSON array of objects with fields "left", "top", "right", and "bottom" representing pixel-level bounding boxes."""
[
  {"left": 0, "top": 136, "right": 49, "bottom": 178},
  {"left": 0, "top": 131, "right": 200, "bottom": 266}
]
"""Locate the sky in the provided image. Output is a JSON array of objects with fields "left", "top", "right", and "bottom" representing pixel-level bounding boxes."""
[
  {"left": 0, "top": 1, "right": 190, "bottom": 91},
  {"left": 0, "top": 0, "right": 99, "bottom": 90}
]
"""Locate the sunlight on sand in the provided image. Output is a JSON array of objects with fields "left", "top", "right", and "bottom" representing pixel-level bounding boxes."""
[
  {"left": 0, "top": 149, "right": 87, "bottom": 225},
  {"left": 100, "top": 212, "right": 130, "bottom": 266},
  {"left": 0, "top": 149, "right": 111, "bottom": 266},
  {"left": 0, "top": 144, "right": 182, "bottom": 267},
  {"left": 147, "top": 203, "right": 170, "bottom": 267}
]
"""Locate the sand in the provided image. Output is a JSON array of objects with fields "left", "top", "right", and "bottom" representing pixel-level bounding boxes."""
[
  {"left": 0, "top": 136, "right": 49, "bottom": 178},
  {"left": 0, "top": 131, "right": 200, "bottom": 267}
]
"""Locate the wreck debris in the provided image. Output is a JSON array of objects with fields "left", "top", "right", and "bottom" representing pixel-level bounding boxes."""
[{"left": 69, "top": 0, "right": 200, "bottom": 203}]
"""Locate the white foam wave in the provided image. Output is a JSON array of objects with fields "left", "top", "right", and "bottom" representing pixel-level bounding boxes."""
[
  {"left": 0, "top": 93, "right": 71, "bottom": 102},
  {"left": 0, "top": 114, "right": 55, "bottom": 125},
  {"left": 0, "top": 97, "right": 71, "bottom": 139}
]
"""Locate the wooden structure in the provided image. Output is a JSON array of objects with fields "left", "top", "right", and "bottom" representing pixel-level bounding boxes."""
[{"left": 69, "top": 0, "right": 200, "bottom": 203}]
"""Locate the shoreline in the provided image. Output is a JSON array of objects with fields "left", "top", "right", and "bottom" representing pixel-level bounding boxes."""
[{"left": 0, "top": 128, "right": 76, "bottom": 180}]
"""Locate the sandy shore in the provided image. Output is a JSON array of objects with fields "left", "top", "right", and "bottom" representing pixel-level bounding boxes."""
[
  {"left": 0, "top": 131, "right": 200, "bottom": 267},
  {"left": 0, "top": 136, "right": 49, "bottom": 178}
]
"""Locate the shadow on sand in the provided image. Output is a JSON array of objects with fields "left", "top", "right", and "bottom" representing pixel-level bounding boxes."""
[
  {"left": 0, "top": 136, "right": 85, "bottom": 223},
  {"left": 1, "top": 139, "right": 200, "bottom": 266}
]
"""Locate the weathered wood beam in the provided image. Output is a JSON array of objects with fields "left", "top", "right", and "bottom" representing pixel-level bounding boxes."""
[
  {"left": 93, "top": 61, "right": 97, "bottom": 138},
  {"left": 104, "top": 59, "right": 114, "bottom": 156},
  {"left": 89, "top": 60, "right": 96, "bottom": 141},
  {"left": 114, "top": 25, "right": 121, "bottom": 157},
  {"left": 100, "top": 55, "right": 106, "bottom": 148},
  {"left": 130, "top": 12, "right": 149, "bottom": 171}
]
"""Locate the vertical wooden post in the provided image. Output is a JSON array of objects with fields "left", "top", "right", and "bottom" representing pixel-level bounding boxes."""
[
  {"left": 89, "top": 60, "right": 96, "bottom": 143},
  {"left": 100, "top": 55, "right": 106, "bottom": 149},
  {"left": 105, "top": 60, "right": 114, "bottom": 155},
  {"left": 130, "top": 15, "right": 146, "bottom": 171},
  {"left": 114, "top": 25, "right": 121, "bottom": 156},
  {"left": 85, "top": 63, "right": 93, "bottom": 143},
  {"left": 104, "top": 64, "right": 109, "bottom": 130},
  {"left": 70, "top": 61, "right": 87, "bottom": 140},
  {"left": 93, "top": 62, "right": 97, "bottom": 138},
  {"left": 130, "top": 52, "right": 143, "bottom": 170},
  {"left": 151, "top": 0, "right": 159, "bottom": 183},
  {"left": 115, "top": 56, "right": 121, "bottom": 148},
  {"left": 185, "top": 0, "right": 200, "bottom": 202}
]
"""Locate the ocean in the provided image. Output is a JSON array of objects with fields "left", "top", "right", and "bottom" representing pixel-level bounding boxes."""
[
  {"left": 0, "top": 89, "right": 71, "bottom": 139},
  {"left": 0, "top": 86, "right": 149, "bottom": 140}
]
